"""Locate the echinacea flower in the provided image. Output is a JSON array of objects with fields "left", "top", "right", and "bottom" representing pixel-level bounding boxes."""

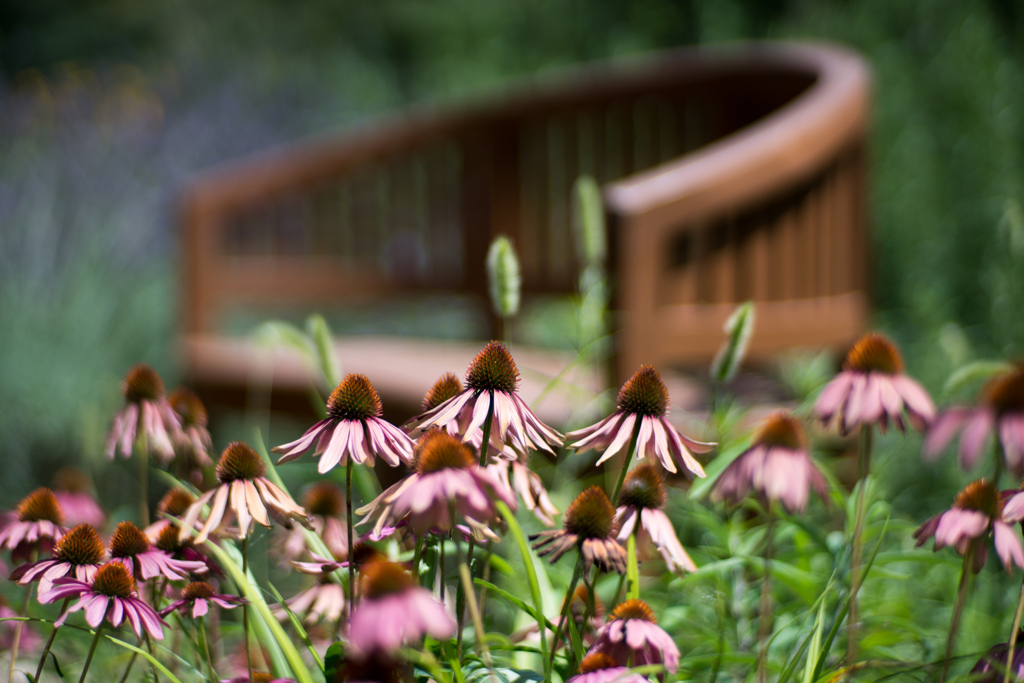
[
  {"left": 106, "top": 363, "right": 181, "bottom": 461},
  {"left": 404, "top": 342, "right": 563, "bottom": 457},
  {"left": 11, "top": 523, "right": 105, "bottom": 594},
  {"left": 181, "top": 442, "right": 311, "bottom": 544},
  {"left": 914, "top": 479, "right": 1024, "bottom": 573},
  {"left": 40, "top": 560, "right": 165, "bottom": 640},
  {"left": 970, "top": 637, "right": 1024, "bottom": 682},
  {"left": 531, "top": 487, "right": 628, "bottom": 574},
  {"left": 711, "top": 413, "right": 828, "bottom": 514},
  {"left": 514, "top": 585, "right": 604, "bottom": 650},
  {"left": 357, "top": 429, "right": 516, "bottom": 536},
  {"left": 615, "top": 462, "right": 696, "bottom": 574},
  {"left": 282, "top": 482, "right": 347, "bottom": 563},
  {"left": 52, "top": 468, "right": 106, "bottom": 529},
  {"left": 565, "top": 365, "right": 713, "bottom": 477},
  {"left": 275, "top": 562, "right": 347, "bottom": 626},
  {"left": 924, "top": 364, "right": 1024, "bottom": 476},
  {"left": 0, "top": 488, "right": 65, "bottom": 562},
  {"left": 587, "top": 599, "right": 680, "bottom": 674},
  {"left": 146, "top": 488, "right": 197, "bottom": 542},
  {"left": 347, "top": 560, "right": 456, "bottom": 659},
  {"left": 110, "top": 520, "right": 207, "bottom": 582},
  {"left": 152, "top": 524, "right": 219, "bottom": 577},
  {"left": 160, "top": 580, "right": 244, "bottom": 619},
  {"left": 272, "top": 374, "right": 414, "bottom": 472},
  {"left": 567, "top": 652, "right": 649, "bottom": 683},
  {"left": 487, "top": 457, "right": 560, "bottom": 526},
  {"left": 168, "top": 387, "right": 215, "bottom": 469},
  {"left": 815, "top": 333, "right": 935, "bottom": 435}
]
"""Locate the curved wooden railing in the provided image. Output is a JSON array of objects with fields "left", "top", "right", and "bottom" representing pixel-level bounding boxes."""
[{"left": 180, "top": 41, "right": 870, "bottom": 413}]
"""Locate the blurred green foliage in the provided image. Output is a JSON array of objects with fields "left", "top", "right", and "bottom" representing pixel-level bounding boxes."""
[{"left": 5, "top": 0, "right": 1024, "bottom": 513}]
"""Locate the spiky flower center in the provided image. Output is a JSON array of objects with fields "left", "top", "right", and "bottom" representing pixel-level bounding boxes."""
[
  {"left": 159, "top": 488, "right": 196, "bottom": 518},
  {"left": 109, "top": 521, "right": 150, "bottom": 558},
  {"left": 362, "top": 560, "right": 414, "bottom": 600},
  {"left": 123, "top": 364, "right": 165, "bottom": 403},
  {"left": 465, "top": 342, "right": 520, "bottom": 394},
  {"left": 350, "top": 543, "right": 384, "bottom": 569},
  {"left": 17, "top": 488, "right": 65, "bottom": 524},
  {"left": 182, "top": 581, "right": 216, "bottom": 601},
  {"left": 327, "top": 374, "right": 383, "bottom": 420},
  {"left": 54, "top": 524, "right": 105, "bottom": 566},
  {"left": 564, "top": 487, "right": 616, "bottom": 540},
  {"left": 617, "top": 365, "right": 669, "bottom": 417},
  {"left": 91, "top": 562, "right": 136, "bottom": 598},
  {"left": 216, "top": 442, "right": 266, "bottom": 483},
  {"left": 755, "top": 413, "right": 806, "bottom": 450},
  {"left": 416, "top": 430, "right": 475, "bottom": 474},
  {"left": 154, "top": 525, "right": 189, "bottom": 553},
  {"left": 611, "top": 598, "right": 657, "bottom": 623},
  {"left": 579, "top": 652, "right": 618, "bottom": 674},
  {"left": 619, "top": 462, "right": 667, "bottom": 510},
  {"left": 983, "top": 366, "right": 1024, "bottom": 415},
  {"left": 843, "top": 333, "right": 903, "bottom": 375},
  {"left": 954, "top": 479, "right": 1002, "bottom": 518},
  {"left": 303, "top": 482, "right": 344, "bottom": 518},
  {"left": 423, "top": 373, "right": 463, "bottom": 411},
  {"left": 169, "top": 388, "right": 207, "bottom": 428}
]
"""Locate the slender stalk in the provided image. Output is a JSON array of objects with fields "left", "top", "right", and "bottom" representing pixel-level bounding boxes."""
[
  {"left": 756, "top": 506, "right": 775, "bottom": 683},
  {"left": 117, "top": 650, "right": 139, "bottom": 683},
  {"left": 942, "top": 544, "right": 975, "bottom": 683},
  {"left": 1005, "top": 576, "right": 1024, "bottom": 683},
  {"left": 413, "top": 534, "right": 424, "bottom": 585},
  {"left": 242, "top": 536, "right": 254, "bottom": 683},
  {"left": 346, "top": 459, "right": 355, "bottom": 609},
  {"left": 610, "top": 419, "right": 644, "bottom": 507},
  {"left": 478, "top": 393, "right": 495, "bottom": 467},
  {"left": 847, "top": 425, "right": 873, "bottom": 669},
  {"left": 79, "top": 620, "right": 107, "bottom": 683},
  {"left": 439, "top": 536, "right": 447, "bottom": 604},
  {"left": 138, "top": 420, "right": 150, "bottom": 527},
  {"left": 8, "top": 582, "right": 33, "bottom": 682},
  {"left": 34, "top": 596, "right": 71, "bottom": 681},
  {"left": 550, "top": 554, "right": 585, "bottom": 670},
  {"left": 144, "top": 632, "right": 161, "bottom": 682},
  {"left": 198, "top": 616, "right": 218, "bottom": 683},
  {"left": 454, "top": 527, "right": 492, "bottom": 666}
]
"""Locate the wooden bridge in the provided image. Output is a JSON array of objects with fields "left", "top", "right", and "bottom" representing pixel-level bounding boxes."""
[{"left": 178, "top": 41, "right": 870, "bottom": 422}]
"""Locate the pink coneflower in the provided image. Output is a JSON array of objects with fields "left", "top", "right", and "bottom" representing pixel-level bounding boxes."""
[
  {"left": 615, "top": 462, "right": 696, "bottom": 574},
  {"left": 925, "top": 365, "right": 1024, "bottom": 476},
  {"left": 970, "top": 638, "right": 1024, "bottom": 681},
  {"left": 281, "top": 482, "right": 347, "bottom": 563},
  {"left": 40, "top": 560, "right": 166, "bottom": 640},
  {"left": 587, "top": 599, "right": 680, "bottom": 674},
  {"left": 815, "top": 333, "right": 935, "bottom": 435},
  {"left": 404, "top": 342, "right": 563, "bottom": 457},
  {"left": 160, "top": 580, "right": 244, "bottom": 619},
  {"left": 488, "top": 458, "right": 560, "bottom": 526},
  {"left": 347, "top": 560, "right": 456, "bottom": 659},
  {"left": 915, "top": 479, "right": 1024, "bottom": 573},
  {"left": 276, "top": 562, "right": 348, "bottom": 626},
  {"left": 152, "top": 525, "right": 220, "bottom": 578},
  {"left": 169, "top": 387, "right": 215, "bottom": 469},
  {"left": 531, "top": 487, "right": 628, "bottom": 574},
  {"left": 11, "top": 523, "right": 105, "bottom": 594},
  {"left": 52, "top": 468, "right": 106, "bottom": 529},
  {"left": 110, "top": 520, "right": 207, "bottom": 582},
  {"left": 567, "top": 653, "right": 648, "bottom": 683},
  {"left": 272, "top": 374, "right": 414, "bottom": 472},
  {"left": 357, "top": 430, "right": 516, "bottom": 537},
  {"left": 180, "top": 442, "right": 311, "bottom": 544},
  {"left": 565, "top": 365, "right": 713, "bottom": 478},
  {"left": 106, "top": 364, "right": 181, "bottom": 461},
  {"left": 711, "top": 413, "right": 828, "bottom": 514},
  {"left": 145, "top": 488, "right": 197, "bottom": 543},
  {"left": 0, "top": 488, "right": 65, "bottom": 562}
]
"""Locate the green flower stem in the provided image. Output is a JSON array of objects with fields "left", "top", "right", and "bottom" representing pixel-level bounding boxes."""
[
  {"left": 497, "top": 501, "right": 549, "bottom": 681},
  {"left": 1004, "top": 576, "right": 1024, "bottom": 683},
  {"left": 79, "top": 619, "right": 107, "bottom": 683},
  {"left": 8, "top": 581, "right": 33, "bottom": 682},
  {"left": 145, "top": 632, "right": 161, "bottom": 682},
  {"left": 117, "top": 650, "right": 139, "bottom": 683},
  {"left": 198, "top": 616, "right": 218, "bottom": 683},
  {"left": 34, "top": 596, "right": 71, "bottom": 681},
  {"left": 242, "top": 536, "right": 254, "bottom": 683},
  {"left": 627, "top": 514, "right": 642, "bottom": 601},
  {"left": 550, "top": 554, "right": 585, "bottom": 671},
  {"left": 756, "top": 505, "right": 775, "bottom": 683},
  {"left": 454, "top": 527, "right": 493, "bottom": 669},
  {"left": 847, "top": 425, "right": 873, "bottom": 669},
  {"left": 347, "top": 458, "right": 355, "bottom": 609},
  {"left": 138, "top": 419, "right": 150, "bottom": 527},
  {"left": 478, "top": 393, "right": 495, "bottom": 467},
  {"left": 610, "top": 418, "right": 644, "bottom": 507},
  {"left": 942, "top": 543, "right": 976, "bottom": 683}
]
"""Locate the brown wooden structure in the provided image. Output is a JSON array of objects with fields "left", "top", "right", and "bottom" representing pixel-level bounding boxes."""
[{"left": 179, "top": 41, "right": 870, "bottom": 420}]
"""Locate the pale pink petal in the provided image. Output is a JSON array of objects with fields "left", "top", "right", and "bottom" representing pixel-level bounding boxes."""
[
  {"left": 959, "top": 411, "right": 995, "bottom": 470},
  {"left": 994, "top": 521, "right": 1024, "bottom": 572},
  {"left": 923, "top": 408, "right": 970, "bottom": 460}
]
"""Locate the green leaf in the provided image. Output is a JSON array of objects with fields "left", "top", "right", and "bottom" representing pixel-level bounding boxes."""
[
  {"left": 943, "top": 360, "right": 1013, "bottom": 396},
  {"left": 254, "top": 320, "right": 315, "bottom": 359},
  {"left": 711, "top": 301, "right": 755, "bottom": 383},
  {"left": 267, "top": 580, "right": 325, "bottom": 670},
  {"left": 324, "top": 641, "right": 345, "bottom": 682},
  {"left": 105, "top": 634, "right": 185, "bottom": 683},
  {"left": 306, "top": 313, "right": 341, "bottom": 387},
  {"left": 802, "top": 596, "right": 828, "bottom": 683},
  {"left": 463, "top": 661, "right": 544, "bottom": 683}
]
